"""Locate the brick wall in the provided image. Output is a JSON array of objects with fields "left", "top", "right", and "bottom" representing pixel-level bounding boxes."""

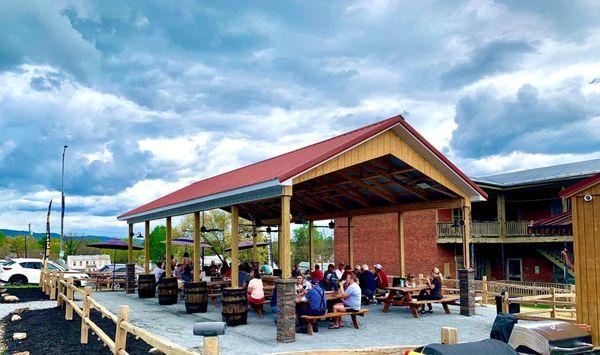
[{"left": 334, "top": 210, "right": 456, "bottom": 278}]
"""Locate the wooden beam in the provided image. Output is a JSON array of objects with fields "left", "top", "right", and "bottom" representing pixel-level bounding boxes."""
[
  {"left": 497, "top": 193, "right": 506, "bottom": 238},
  {"left": 348, "top": 217, "right": 354, "bottom": 266},
  {"left": 398, "top": 212, "right": 405, "bottom": 277},
  {"left": 144, "top": 221, "right": 150, "bottom": 273},
  {"left": 231, "top": 206, "right": 239, "bottom": 288},
  {"left": 193, "top": 211, "right": 200, "bottom": 282},
  {"left": 322, "top": 197, "right": 347, "bottom": 211},
  {"left": 165, "top": 217, "right": 172, "bottom": 278},
  {"left": 333, "top": 187, "right": 371, "bottom": 207},
  {"left": 305, "top": 198, "right": 463, "bottom": 221},
  {"left": 280, "top": 186, "right": 293, "bottom": 278},
  {"left": 367, "top": 164, "right": 429, "bottom": 201},
  {"left": 353, "top": 178, "right": 397, "bottom": 203},
  {"left": 128, "top": 224, "right": 133, "bottom": 264},
  {"left": 462, "top": 200, "right": 472, "bottom": 270}
]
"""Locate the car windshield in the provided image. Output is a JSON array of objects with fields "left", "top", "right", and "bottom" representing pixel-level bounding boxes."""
[{"left": 48, "top": 262, "right": 66, "bottom": 271}]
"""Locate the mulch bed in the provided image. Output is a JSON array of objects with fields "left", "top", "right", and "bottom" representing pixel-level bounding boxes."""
[
  {"left": 2, "top": 287, "right": 49, "bottom": 303},
  {"left": 3, "top": 307, "right": 156, "bottom": 354}
]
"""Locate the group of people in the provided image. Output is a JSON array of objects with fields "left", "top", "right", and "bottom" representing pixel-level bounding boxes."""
[{"left": 152, "top": 255, "right": 223, "bottom": 284}]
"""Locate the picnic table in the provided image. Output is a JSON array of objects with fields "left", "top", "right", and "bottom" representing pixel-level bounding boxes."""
[
  {"left": 382, "top": 285, "right": 458, "bottom": 318},
  {"left": 90, "top": 271, "right": 128, "bottom": 291}
]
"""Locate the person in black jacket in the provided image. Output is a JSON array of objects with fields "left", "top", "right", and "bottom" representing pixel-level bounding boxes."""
[{"left": 417, "top": 267, "right": 443, "bottom": 314}]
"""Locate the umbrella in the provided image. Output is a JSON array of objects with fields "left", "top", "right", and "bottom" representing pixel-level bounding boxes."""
[
  {"left": 161, "top": 238, "right": 213, "bottom": 266},
  {"left": 88, "top": 239, "right": 143, "bottom": 288},
  {"left": 225, "top": 240, "right": 269, "bottom": 252}
]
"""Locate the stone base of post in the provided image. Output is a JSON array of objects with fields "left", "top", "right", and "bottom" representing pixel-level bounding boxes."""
[
  {"left": 459, "top": 269, "right": 475, "bottom": 316},
  {"left": 275, "top": 278, "right": 296, "bottom": 343},
  {"left": 126, "top": 263, "right": 135, "bottom": 294}
]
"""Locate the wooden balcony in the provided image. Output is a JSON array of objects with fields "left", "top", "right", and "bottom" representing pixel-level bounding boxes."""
[{"left": 436, "top": 221, "right": 573, "bottom": 244}]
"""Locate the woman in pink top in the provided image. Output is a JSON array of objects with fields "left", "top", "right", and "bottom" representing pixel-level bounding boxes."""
[{"left": 247, "top": 269, "right": 265, "bottom": 305}]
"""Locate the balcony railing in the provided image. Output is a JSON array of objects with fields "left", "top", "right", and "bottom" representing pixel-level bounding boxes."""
[{"left": 437, "top": 221, "right": 537, "bottom": 238}]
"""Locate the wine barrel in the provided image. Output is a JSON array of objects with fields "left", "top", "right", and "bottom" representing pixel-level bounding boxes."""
[
  {"left": 138, "top": 274, "right": 156, "bottom": 298},
  {"left": 221, "top": 287, "right": 247, "bottom": 326},
  {"left": 184, "top": 281, "right": 208, "bottom": 313},
  {"left": 157, "top": 277, "right": 178, "bottom": 305}
]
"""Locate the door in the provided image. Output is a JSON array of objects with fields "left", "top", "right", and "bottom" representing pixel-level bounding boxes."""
[{"left": 506, "top": 258, "right": 522, "bottom": 281}]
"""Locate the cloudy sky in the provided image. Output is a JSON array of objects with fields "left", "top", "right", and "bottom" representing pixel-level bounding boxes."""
[{"left": 1, "top": 0, "right": 599, "bottom": 237}]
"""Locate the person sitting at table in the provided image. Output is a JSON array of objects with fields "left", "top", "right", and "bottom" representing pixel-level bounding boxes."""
[
  {"left": 330, "top": 273, "right": 361, "bottom": 329},
  {"left": 154, "top": 262, "right": 165, "bottom": 283},
  {"left": 360, "top": 264, "right": 376, "bottom": 303},
  {"left": 221, "top": 261, "right": 230, "bottom": 277},
  {"left": 240, "top": 264, "right": 250, "bottom": 288},
  {"left": 374, "top": 264, "right": 389, "bottom": 296},
  {"left": 310, "top": 264, "right": 324, "bottom": 282},
  {"left": 291, "top": 263, "right": 301, "bottom": 278},
  {"left": 181, "top": 264, "right": 193, "bottom": 283},
  {"left": 209, "top": 260, "right": 219, "bottom": 276},
  {"left": 322, "top": 264, "right": 339, "bottom": 291},
  {"left": 295, "top": 274, "right": 312, "bottom": 295},
  {"left": 417, "top": 267, "right": 444, "bottom": 314},
  {"left": 295, "top": 277, "right": 326, "bottom": 333},
  {"left": 247, "top": 269, "right": 265, "bottom": 318},
  {"left": 174, "top": 263, "right": 184, "bottom": 278},
  {"left": 260, "top": 261, "right": 273, "bottom": 275},
  {"left": 335, "top": 263, "right": 344, "bottom": 280}
]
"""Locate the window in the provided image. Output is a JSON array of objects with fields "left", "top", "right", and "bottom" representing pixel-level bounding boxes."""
[
  {"left": 21, "top": 262, "right": 42, "bottom": 269},
  {"left": 47, "top": 263, "right": 60, "bottom": 270}
]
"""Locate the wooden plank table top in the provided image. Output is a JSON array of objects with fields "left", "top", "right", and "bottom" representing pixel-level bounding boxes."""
[{"left": 385, "top": 285, "right": 428, "bottom": 293}]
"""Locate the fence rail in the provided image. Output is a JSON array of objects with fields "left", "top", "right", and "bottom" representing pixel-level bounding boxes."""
[{"left": 42, "top": 270, "right": 199, "bottom": 355}]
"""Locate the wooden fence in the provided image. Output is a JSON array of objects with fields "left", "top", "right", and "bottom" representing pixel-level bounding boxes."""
[{"left": 41, "top": 270, "right": 199, "bottom": 355}]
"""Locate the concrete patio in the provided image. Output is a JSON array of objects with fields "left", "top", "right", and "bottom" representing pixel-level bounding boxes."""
[{"left": 92, "top": 292, "right": 498, "bottom": 354}]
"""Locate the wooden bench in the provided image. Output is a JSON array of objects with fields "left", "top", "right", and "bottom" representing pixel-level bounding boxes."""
[
  {"left": 407, "top": 295, "right": 459, "bottom": 318},
  {"left": 301, "top": 309, "right": 369, "bottom": 335}
]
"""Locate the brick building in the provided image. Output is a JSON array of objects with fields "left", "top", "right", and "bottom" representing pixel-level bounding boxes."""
[{"left": 334, "top": 159, "right": 600, "bottom": 282}]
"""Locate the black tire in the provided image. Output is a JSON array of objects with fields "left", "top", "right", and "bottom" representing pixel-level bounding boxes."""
[{"left": 9, "top": 274, "right": 28, "bottom": 285}]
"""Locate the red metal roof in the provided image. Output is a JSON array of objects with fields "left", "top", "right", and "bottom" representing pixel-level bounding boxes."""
[
  {"left": 528, "top": 211, "right": 572, "bottom": 236},
  {"left": 531, "top": 211, "right": 572, "bottom": 227},
  {"left": 119, "top": 115, "right": 486, "bottom": 219},
  {"left": 560, "top": 172, "right": 600, "bottom": 198}
]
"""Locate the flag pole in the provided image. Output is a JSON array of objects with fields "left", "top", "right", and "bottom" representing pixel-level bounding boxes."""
[{"left": 60, "top": 145, "right": 68, "bottom": 263}]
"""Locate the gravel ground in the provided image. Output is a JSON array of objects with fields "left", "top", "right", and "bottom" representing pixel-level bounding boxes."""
[{"left": 93, "top": 292, "right": 499, "bottom": 354}]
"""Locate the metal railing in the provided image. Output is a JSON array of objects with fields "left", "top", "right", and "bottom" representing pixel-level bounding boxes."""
[{"left": 437, "top": 221, "right": 562, "bottom": 238}]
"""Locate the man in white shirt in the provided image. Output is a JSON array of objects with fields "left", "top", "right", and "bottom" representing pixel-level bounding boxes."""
[
  {"left": 154, "top": 261, "right": 165, "bottom": 283},
  {"left": 334, "top": 263, "right": 344, "bottom": 280}
]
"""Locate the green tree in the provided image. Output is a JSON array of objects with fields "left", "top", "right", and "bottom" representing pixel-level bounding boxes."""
[
  {"left": 0, "top": 231, "right": 5, "bottom": 247},
  {"left": 149, "top": 225, "right": 166, "bottom": 263},
  {"left": 291, "top": 225, "right": 334, "bottom": 266}
]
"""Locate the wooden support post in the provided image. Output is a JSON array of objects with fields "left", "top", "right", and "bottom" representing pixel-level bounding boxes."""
[
  {"left": 482, "top": 276, "right": 489, "bottom": 304},
  {"left": 347, "top": 216, "right": 354, "bottom": 267},
  {"left": 441, "top": 327, "right": 459, "bottom": 344},
  {"left": 81, "top": 286, "right": 92, "bottom": 344},
  {"left": 308, "top": 221, "right": 314, "bottom": 272},
  {"left": 193, "top": 211, "right": 201, "bottom": 282},
  {"left": 502, "top": 291, "right": 509, "bottom": 314},
  {"left": 280, "top": 186, "right": 292, "bottom": 278},
  {"left": 114, "top": 305, "right": 130, "bottom": 355},
  {"left": 398, "top": 212, "right": 405, "bottom": 277},
  {"left": 165, "top": 217, "right": 172, "bottom": 278},
  {"left": 144, "top": 220, "right": 150, "bottom": 273},
  {"left": 462, "top": 201, "right": 472, "bottom": 269},
  {"left": 40, "top": 269, "right": 45, "bottom": 293},
  {"left": 66, "top": 278, "right": 74, "bottom": 320},
  {"left": 57, "top": 273, "right": 64, "bottom": 307},
  {"left": 551, "top": 287, "right": 557, "bottom": 318},
  {"left": 128, "top": 223, "right": 134, "bottom": 264},
  {"left": 231, "top": 206, "right": 239, "bottom": 288},
  {"left": 204, "top": 336, "right": 220, "bottom": 355},
  {"left": 497, "top": 193, "right": 506, "bottom": 238},
  {"left": 252, "top": 226, "right": 258, "bottom": 263}
]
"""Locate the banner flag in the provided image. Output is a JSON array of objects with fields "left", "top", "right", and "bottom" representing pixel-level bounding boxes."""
[{"left": 45, "top": 199, "right": 53, "bottom": 260}]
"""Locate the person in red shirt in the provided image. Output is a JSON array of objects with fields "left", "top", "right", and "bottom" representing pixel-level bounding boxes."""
[
  {"left": 310, "top": 264, "right": 324, "bottom": 282},
  {"left": 374, "top": 264, "right": 389, "bottom": 296}
]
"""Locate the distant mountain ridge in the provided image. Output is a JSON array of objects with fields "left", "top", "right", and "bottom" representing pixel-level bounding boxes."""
[{"left": 0, "top": 229, "right": 114, "bottom": 241}]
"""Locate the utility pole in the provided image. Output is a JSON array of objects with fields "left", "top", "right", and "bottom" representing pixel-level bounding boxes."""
[
  {"left": 60, "top": 145, "right": 68, "bottom": 262},
  {"left": 26, "top": 223, "right": 31, "bottom": 258}
]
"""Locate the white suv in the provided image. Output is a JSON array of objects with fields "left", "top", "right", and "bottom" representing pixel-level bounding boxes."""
[{"left": 0, "top": 258, "right": 89, "bottom": 286}]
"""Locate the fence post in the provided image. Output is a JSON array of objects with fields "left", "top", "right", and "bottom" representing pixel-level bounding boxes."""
[
  {"left": 40, "top": 270, "right": 45, "bottom": 293},
  {"left": 57, "top": 273, "right": 65, "bottom": 307},
  {"left": 50, "top": 272, "right": 57, "bottom": 300},
  {"left": 551, "top": 287, "right": 556, "bottom": 319},
  {"left": 81, "top": 286, "right": 92, "bottom": 344},
  {"left": 441, "top": 327, "right": 458, "bottom": 344},
  {"left": 502, "top": 291, "right": 509, "bottom": 314},
  {"left": 204, "top": 336, "right": 220, "bottom": 355},
  {"left": 482, "top": 276, "right": 488, "bottom": 304},
  {"left": 114, "top": 305, "right": 130, "bottom": 355},
  {"left": 66, "top": 278, "right": 74, "bottom": 320}
]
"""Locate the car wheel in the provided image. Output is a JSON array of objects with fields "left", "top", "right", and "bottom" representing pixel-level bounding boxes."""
[{"left": 9, "top": 275, "right": 28, "bottom": 285}]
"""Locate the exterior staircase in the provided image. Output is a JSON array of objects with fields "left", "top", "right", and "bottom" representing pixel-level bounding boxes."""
[{"left": 537, "top": 248, "right": 575, "bottom": 278}]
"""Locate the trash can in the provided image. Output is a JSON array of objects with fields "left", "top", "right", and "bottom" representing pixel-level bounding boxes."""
[{"left": 495, "top": 295, "right": 520, "bottom": 314}]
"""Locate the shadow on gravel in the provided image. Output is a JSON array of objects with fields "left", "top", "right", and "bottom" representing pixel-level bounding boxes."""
[{"left": 3, "top": 307, "right": 157, "bottom": 355}]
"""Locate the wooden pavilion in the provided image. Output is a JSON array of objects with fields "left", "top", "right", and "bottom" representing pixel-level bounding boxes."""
[{"left": 117, "top": 115, "right": 487, "bottom": 340}]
